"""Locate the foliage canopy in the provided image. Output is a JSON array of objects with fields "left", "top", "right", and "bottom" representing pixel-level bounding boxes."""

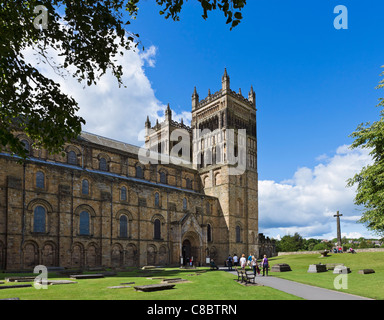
[
  {"left": 0, "top": 0, "right": 246, "bottom": 158},
  {"left": 347, "top": 66, "right": 384, "bottom": 235}
]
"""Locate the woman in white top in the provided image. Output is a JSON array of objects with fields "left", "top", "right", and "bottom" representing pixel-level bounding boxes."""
[
  {"left": 251, "top": 256, "right": 259, "bottom": 275},
  {"left": 240, "top": 254, "right": 247, "bottom": 269}
]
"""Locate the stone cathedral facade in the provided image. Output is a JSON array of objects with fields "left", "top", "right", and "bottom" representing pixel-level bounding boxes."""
[{"left": 0, "top": 70, "right": 275, "bottom": 271}]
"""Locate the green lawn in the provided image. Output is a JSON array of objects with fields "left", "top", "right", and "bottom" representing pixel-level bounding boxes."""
[
  {"left": 1, "top": 252, "right": 382, "bottom": 300},
  {"left": 267, "top": 251, "right": 384, "bottom": 300},
  {"left": 0, "top": 267, "right": 300, "bottom": 300}
]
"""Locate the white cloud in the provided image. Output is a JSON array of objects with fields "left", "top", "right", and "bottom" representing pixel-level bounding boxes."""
[
  {"left": 259, "top": 145, "right": 374, "bottom": 239},
  {"left": 20, "top": 39, "right": 377, "bottom": 242},
  {"left": 342, "top": 232, "right": 365, "bottom": 239},
  {"left": 22, "top": 42, "right": 165, "bottom": 146}
]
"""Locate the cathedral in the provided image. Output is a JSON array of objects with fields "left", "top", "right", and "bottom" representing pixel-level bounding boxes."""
[{"left": 0, "top": 70, "right": 275, "bottom": 271}]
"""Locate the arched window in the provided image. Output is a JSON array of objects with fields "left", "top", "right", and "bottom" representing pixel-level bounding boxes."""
[
  {"left": 36, "top": 171, "right": 45, "bottom": 189},
  {"left": 21, "top": 139, "right": 30, "bottom": 153},
  {"left": 33, "top": 206, "right": 46, "bottom": 233},
  {"left": 119, "top": 215, "right": 128, "bottom": 238},
  {"left": 79, "top": 211, "right": 90, "bottom": 235},
  {"left": 186, "top": 178, "right": 192, "bottom": 190},
  {"left": 136, "top": 166, "right": 144, "bottom": 179},
  {"left": 160, "top": 171, "right": 167, "bottom": 184},
  {"left": 99, "top": 158, "right": 107, "bottom": 171},
  {"left": 236, "top": 225, "right": 241, "bottom": 243},
  {"left": 68, "top": 150, "right": 77, "bottom": 165},
  {"left": 154, "top": 219, "right": 161, "bottom": 240},
  {"left": 121, "top": 187, "right": 127, "bottom": 201},
  {"left": 154, "top": 192, "right": 160, "bottom": 207},
  {"left": 207, "top": 224, "right": 212, "bottom": 242},
  {"left": 183, "top": 198, "right": 187, "bottom": 211},
  {"left": 82, "top": 180, "right": 89, "bottom": 195}
]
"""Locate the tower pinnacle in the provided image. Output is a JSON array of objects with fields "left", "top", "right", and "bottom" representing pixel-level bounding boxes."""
[
  {"left": 248, "top": 86, "right": 256, "bottom": 107},
  {"left": 165, "top": 103, "right": 172, "bottom": 122},
  {"left": 192, "top": 86, "right": 199, "bottom": 110},
  {"left": 222, "top": 68, "right": 230, "bottom": 91},
  {"left": 145, "top": 115, "right": 151, "bottom": 128}
]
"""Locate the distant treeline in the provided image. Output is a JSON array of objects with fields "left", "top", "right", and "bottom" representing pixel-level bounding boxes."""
[{"left": 274, "top": 233, "right": 383, "bottom": 252}]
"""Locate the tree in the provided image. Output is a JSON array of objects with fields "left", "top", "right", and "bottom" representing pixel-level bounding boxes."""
[
  {"left": 302, "top": 238, "right": 321, "bottom": 251},
  {"left": 0, "top": 0, "right": 247, "bottom": 158},
  {"left": 312, "top": 242, "right": 332, "bottom": 251},
  {"left": 276, "top": 233, "right": 304, "bottom": 252},
  {"left": 348, "top": 66, "right": 384, "bottom": 235}
]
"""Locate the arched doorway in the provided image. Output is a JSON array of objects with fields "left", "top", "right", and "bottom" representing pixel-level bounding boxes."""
[
  {"left": 182, "top": 233, "right": 201, "bottom": 266},
  {"left": 182, "top": 239, "right": 191, "bottom": 266}
]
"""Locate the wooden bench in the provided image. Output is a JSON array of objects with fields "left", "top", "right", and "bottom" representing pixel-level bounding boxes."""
[
  {"left": 235, "top": 267, "right": 245, "bottom": 282},
  {"left": 235, "top": 268, "right": 256, "bottom": 284}
]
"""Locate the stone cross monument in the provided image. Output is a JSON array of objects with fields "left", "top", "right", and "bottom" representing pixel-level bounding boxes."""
[{"left": 333, "top": 211, "right": 343, "bottom": 247}]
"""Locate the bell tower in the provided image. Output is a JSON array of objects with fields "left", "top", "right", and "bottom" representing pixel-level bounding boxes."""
[{"left": 191, "top": 70, "right": 259, "bottom": 257}]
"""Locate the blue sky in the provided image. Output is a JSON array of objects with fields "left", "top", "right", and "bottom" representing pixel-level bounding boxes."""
[
  {"left": 129, "top": 0, "right": 383, "bottom": 181},
  {"left": 27, "top": 1, "right": 384, "bottom": 240},
  {"left": 121, "top": 0, "right": 383, "bottom": 240}
]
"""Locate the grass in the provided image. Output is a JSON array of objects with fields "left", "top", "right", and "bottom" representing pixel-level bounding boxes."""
[
  {"left": 1, "top": 252, "right": 383, "bottom": 300},
  {"left": 267, "top": 251, "right": 384, "bottom": 300},
  {"left": 0, "top": 267, "right": 300, "bottom": 300}
]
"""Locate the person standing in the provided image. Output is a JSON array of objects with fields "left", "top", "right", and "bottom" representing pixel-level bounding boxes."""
[
  {"left": 247, "top": 253, "right": 253, "bottom": 268},
  {"left": 233, "top": 254, "right": 238, "bottom": 267},
  {"left": 262, "top": 255, "right": 270, "bottom": 276},
  {"left": 251, "top": 256, "right": 259, "bottom": 276},
  {"left": 227, "top": 254, "right": 233, "bottom": 271},
  {"left": 240, "top": 254, "right": 247, "bottom": 270}
]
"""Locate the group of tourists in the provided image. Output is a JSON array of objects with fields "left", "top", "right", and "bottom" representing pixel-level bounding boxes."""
[
  {"left": 333, "top": 246, "right": 356, "bottom": 254},
  {"left": 333, "top": 246, "right": 344, "bottom": 253},
  {"left": 227, "top": 253, "right": 270, "bottom": 276}
]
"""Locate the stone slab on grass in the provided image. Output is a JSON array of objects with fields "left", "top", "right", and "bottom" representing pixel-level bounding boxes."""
[
  {"left": 358, "top": 269, "right": 375, "bottom": 274},
  {"left": 42, "top": 280, "right": 78, "bottom": 285},
  {"left": 307, "top": 264, "right": 327, "bottom": 273},
  {"left": 271, "top": 264, "right": 292, "bottom": 272},
  {"left": 5, "top": 277, "right": 36, "bottom": 283},
  {"left": 0, "top": 284, "right": 33, "bottom": 290},
  {"left": 333, "top": 266, "right": 351, "bottom": 274},
  {"left": 134, "top": 284, "right": 175, "bottom": 292},
  {"left": 70, "top": 274, "right": 105, "bottom": 279}
]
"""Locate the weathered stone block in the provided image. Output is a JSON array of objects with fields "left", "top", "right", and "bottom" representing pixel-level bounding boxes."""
[
  {"left": 271, "top": 264, "right": 292, "bottom": 272},
  {"left": 358, "top": 269, "right": 375, "bottom": 274},
  {"left": 307, "top": 264, "right": 327, "bottom": 273},
  {"left": 70, "top": 274, "right": 105, "bottom": 279},
  {"left": 134, "top": 284, "right": 175, "bottom": 292},
  {"left": 333, "top": 266, "right": 351, "bottom": 274}
]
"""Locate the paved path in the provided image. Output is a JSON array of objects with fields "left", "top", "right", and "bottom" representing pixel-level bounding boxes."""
[{"left": 224, "top": 269, "right": 372, "bottom": 300}]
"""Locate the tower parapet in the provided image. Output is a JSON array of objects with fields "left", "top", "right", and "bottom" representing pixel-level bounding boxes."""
[{"left": 193, "top": 69, "right": 256, "bottom": 111}]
